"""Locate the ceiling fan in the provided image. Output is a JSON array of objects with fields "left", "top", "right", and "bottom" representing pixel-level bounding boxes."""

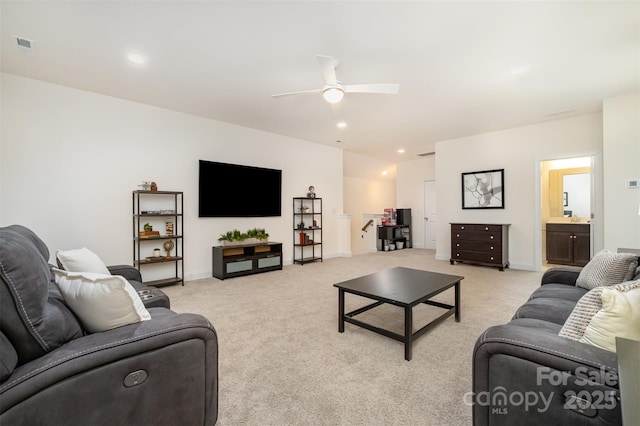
[{"left": 272, "top": 55, "right": 399, "bottom": 104}]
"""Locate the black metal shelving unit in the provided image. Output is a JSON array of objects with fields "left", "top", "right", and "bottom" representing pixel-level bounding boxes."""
[
  {"left": 293, "top": 197, "right": 323, "bottom": 265},
  {"left": 132, "top": 190, "right": 184, "bottom": 287}
]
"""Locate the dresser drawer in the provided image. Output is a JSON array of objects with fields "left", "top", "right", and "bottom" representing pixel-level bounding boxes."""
[
  {"left": 451, "top": 224, "right": 503, "bottom": 233},
  {"left": 452, "top": 231, "right": 502, "bottom": 242},
  {"left": 452, "top": 241, "right": 501, "bottom": 252},
  {"left": 452, "top": 250, "right": 502, "bottom": 265}
]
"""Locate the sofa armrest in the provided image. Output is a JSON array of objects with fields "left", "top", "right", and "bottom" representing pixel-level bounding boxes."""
[
  {"left": 540, "top": 266, "right": 583, "bottom": 286},
  {"left": 473, "top": 323, "right": 620, "bottom": 426},
  {"left": 1, "top": 309, "right": 218, "bottom": 426},
  {"left": 108, "top": 264, "right": 142, "bottom": 282}
]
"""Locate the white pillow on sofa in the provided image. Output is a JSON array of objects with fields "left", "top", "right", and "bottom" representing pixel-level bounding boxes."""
[
  {"left": 560, "top": 280, "right": 640, "bottom": 341},
  {"left": 576, "top": 249, "right": 638, "bottom": 290},
  {"left": 53, "top": 268, "right": 150, "bottom": 333},
  {"left": 56, "top": 247, "right": 111, "bottom": 275},
  {"left": 579, "top": 281, "right": 640, "bottom": 352}
]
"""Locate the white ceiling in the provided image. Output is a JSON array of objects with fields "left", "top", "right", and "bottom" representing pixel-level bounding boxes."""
[{"left": 2, "top": 1, "right": 638, "bottom": 162}]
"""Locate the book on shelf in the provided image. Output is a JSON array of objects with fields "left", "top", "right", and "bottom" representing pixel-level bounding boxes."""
[{"left": 139, "top": 231, "right": 160, "bottom": 237}]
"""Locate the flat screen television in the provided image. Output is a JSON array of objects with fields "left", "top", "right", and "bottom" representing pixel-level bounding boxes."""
[{"left": 199, "top": 160, "right": 282, "bottom": 217}]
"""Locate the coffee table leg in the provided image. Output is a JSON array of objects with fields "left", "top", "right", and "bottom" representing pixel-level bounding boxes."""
[
  {"left": 405, "top": 306, "right": 412, "bottom": 361},
  {"left": 455, "top": 281, "right": 460, "bottom": 322},
  {"left": 338, "top": 289, "right": 345, "bottom": 333}
]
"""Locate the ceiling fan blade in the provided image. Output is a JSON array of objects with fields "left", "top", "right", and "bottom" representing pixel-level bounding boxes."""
[
  {"left": 316, "top": 55, "right": 338, "bottom": 85},
  {"left": 272, "top": 89, "right": 322, "bottom": 98},
  {"left": 343, "top": 83, "right": 399, "bottom": 94}
]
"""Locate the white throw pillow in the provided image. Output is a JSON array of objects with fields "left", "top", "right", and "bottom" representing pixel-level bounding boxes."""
[
  {"left": 576, "top": 249, "right": 638, "bottom": 290},
  {"left": 56, "top": 247, "right": 111, "bottom": 275},
  {"left": 559, "top": 280, "right": 640, "bottom": 341},
  {"left": 53, "top": 268, "right": 150, "bottom": 333},
  {"left": 579, "top": 282, "right": 640, "bottom": 352}
]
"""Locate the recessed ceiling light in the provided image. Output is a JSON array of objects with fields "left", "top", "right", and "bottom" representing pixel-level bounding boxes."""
[
  {"left": 382, "top": 171, "right": 388, "bottom": 176},
  {"left": 337, "top": 122, "right": 347, "bottom": 129},
  {"left": 397, "top": 149, "right": 405, "bottom": 154},
  {"left": 127, "top": 53, "right": 146, "bottom": 65},
  {"left": 510, "top": 65, "right": 529, "bottom": 77}
]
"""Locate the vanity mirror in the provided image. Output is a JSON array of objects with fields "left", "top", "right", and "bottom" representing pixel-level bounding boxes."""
[{"left": 549, "top": 167, "right": 591, "bottom": 218}]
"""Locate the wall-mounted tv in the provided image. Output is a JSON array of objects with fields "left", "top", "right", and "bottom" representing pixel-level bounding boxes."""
[{"left": 199, "top": 160, "right": 282, "bottom": 217}]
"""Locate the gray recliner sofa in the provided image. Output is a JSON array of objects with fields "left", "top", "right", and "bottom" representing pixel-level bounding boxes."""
[
  {"left": 0, "top": 225, "right": 218, "bottom": 425},
  {"left": 473, "top": 262, "right": 639, "bottom": 426}
]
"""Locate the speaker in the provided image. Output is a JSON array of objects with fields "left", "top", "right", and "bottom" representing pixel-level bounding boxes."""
[{"left": 396, "top": 208, "right": 412, "bottom": 225}]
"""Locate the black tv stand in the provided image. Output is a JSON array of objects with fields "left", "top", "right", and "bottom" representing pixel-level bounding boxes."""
[{"left": 212, "top": 241, "right": 282, "bottom": 280}]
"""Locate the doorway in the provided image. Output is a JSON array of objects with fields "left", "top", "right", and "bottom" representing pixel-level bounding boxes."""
[
  {"left": 538, "top": 154, "right": 601, "bottom": 269},
  {"left": 424, "top": 180, "right": 436, "bottom": 249}
]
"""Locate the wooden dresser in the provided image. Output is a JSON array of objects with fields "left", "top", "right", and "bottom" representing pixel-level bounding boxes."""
[{"left": 450, "top": 223, "right": 510, "bottom": 271}]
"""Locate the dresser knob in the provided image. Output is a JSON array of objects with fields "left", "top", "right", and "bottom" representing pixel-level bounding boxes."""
[
  {"left": 456, "top": 234, "right": 460, "bottom": 238},
  {"left": 461, "top": 226, "right": 465, "bottom": 230},
  {"left": 485, "top": 227, "right": 489, "bottom": 231},
  {"left": 490, "top": 257, "right": 494, "bottom": 261},
  {"left": 490, "top": 247, "right": 494, "bottom": 250},
  {"left": 456, "top": 243, "right": 460, "bottom": 247},
  {"left": 490, "top": 236, "right": 494, "bottom": 239},
  {"left": 456, "top": 253, "right": 460, "bottom": 257}
]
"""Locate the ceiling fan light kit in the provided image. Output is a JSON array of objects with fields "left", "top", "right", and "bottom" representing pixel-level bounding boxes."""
[{"left": 322, "top": 85, "right": 344, "bottom": 104}]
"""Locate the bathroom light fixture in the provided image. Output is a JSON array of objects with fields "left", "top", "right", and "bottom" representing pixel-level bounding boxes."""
[{"left": 322, "top": 86, "right": 344, "bottom": 104}]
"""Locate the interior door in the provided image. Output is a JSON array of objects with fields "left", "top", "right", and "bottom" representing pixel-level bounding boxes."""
[{"left": 424, "top": 180, "right": 437, "bottom": 249}]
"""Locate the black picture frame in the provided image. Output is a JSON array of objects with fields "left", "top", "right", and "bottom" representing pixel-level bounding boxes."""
[
  {"left": 461, "top": 168, "right": 504, "bottom": 209},
  {"left": 563, "top": 192, "right": 568, "bottom": 207}
]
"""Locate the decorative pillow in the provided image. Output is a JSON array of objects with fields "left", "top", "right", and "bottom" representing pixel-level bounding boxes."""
[
  {"left": 559, "top": 280, "right": 640, "bottom": 340},
  {"left": 576, "top": 250, "right": 638, "bottom": 290},
  {"left": 56, "top": 247, "right": 111, "bottom": 275},
  {"left": 579, "top": 281, "right": 640, "bottom": 352},
  {"left": 53, "top": 269, "right": 150, "bottom": 333}
]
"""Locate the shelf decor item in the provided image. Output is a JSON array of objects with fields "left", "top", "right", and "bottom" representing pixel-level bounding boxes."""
[
  {"left": 163, "top": 240, "right": 175, "bottom": 257},
  {"left": 138, "top": 181, "right": 151, "bottom": 190},
  {"left": 461, "top": 168, "right": 504, "bottom": 209},
  {"left": 217, "top": 228, "right": 269, "bottom": 246},
  {"left": 307, "top": 185, "right": 316, "bottom": 198}
]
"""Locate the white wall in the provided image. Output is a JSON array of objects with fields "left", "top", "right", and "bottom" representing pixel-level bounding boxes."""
[
  {"left": 434, "top": 113, "right": 603, "bottom": 270},
  {"left": 603, "top": 91, "right": 640, "bottom": 249},
  {"left": 1, "top": 73, "right": 344, "bottom": 280},
  {"left": 396, "top": 155, "right": 435, "bottom": 248}
]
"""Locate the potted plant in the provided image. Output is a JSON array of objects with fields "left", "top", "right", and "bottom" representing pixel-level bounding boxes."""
[
  {"left": 218, "top": 228, "right": 269, "bottom": 246},
  {"left": 246, "top": 228, "right": 269, "bottom": 242}
]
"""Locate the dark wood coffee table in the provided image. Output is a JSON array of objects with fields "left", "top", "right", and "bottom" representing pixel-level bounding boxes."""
[{"left": 334, "top": 267, "right": 464, "bottom": 361}]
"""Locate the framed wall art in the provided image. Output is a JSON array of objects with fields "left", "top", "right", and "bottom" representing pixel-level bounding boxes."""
[{"left": 461, "top": 168, "right": 504, "bottom": 209}]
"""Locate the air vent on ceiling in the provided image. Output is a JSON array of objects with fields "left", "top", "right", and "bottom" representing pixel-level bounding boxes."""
[
  {"left": 15, "top": 36, "right": 35, "bottom": 54},
  {"left": 417, "top": 152, "right": 435, "bottom": 157}
]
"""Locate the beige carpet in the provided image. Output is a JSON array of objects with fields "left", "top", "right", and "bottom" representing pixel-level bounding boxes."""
[{"left": 163, "top": 249, "right": 543, "bottom": 425}]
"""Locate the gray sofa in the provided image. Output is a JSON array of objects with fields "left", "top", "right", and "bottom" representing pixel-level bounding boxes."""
[
  {"left": 473, "top": 262, "right": 639, "bottom": 426},
  {"left": 0, "top": 225, "right": 218, "bottom": 425}
]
